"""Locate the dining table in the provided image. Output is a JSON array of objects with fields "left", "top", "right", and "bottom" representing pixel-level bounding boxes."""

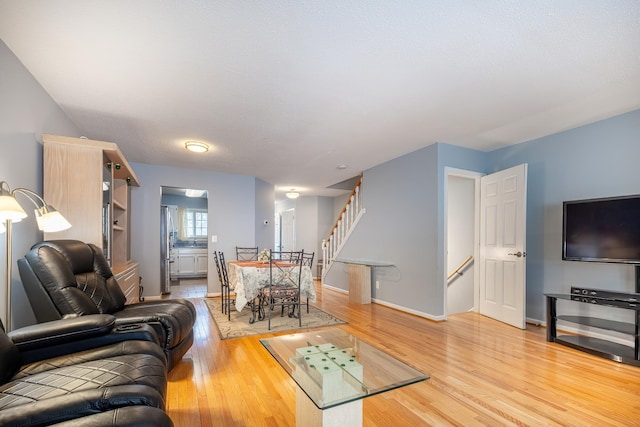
[{"left": 227, "top": 260, "right": 316, "bottom": 317}]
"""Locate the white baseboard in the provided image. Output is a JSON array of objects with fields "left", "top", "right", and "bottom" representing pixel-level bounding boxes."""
[
  {"left": 372, "top": 298, "right": 446, "bottom": 321},
  {"left": 321, "top": 283, "right": 445, "bottom": 321}
]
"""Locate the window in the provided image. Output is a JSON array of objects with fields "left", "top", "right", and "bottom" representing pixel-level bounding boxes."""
[{"left": 186, "top": 209, "right": 207, "bottom": 237}]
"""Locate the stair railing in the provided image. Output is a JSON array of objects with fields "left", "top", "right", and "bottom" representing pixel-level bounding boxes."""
[
  {"left": 447, "top": 255, "right": 473, "bottom": 284},
  {"left": 321, "top": 175, "right": 365, "bottom": 279}
]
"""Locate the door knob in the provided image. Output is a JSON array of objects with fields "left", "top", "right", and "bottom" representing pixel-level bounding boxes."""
[{"left": 507, "top": 251, "right": 525, "bottom": 258}]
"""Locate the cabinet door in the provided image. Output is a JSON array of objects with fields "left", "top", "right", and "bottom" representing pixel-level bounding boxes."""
[
  {"left": 43, "top": 142, "right": 103, "bottom": 246},
  {"left": 178, "top": 255, "right": 196, "bottom": 275},
  {"left": 196, "top": 254, "right": 208, "bottom": 275},
  {"left": 170, "top": 256, "right": 178, "bottom": 276}
]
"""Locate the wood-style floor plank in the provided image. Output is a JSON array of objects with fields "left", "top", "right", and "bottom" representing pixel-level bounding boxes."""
[{"left": 164, "top": 280, "right": 640, "bottom": 426}]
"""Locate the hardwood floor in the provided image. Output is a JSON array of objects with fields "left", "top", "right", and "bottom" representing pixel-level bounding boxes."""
[{"left": 164, "top": 280, "right": 640, "bottom": 426}]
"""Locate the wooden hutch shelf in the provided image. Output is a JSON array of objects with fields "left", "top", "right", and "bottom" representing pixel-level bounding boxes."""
[{"left": 42, "top": 133, "right": 141, "bottom": 303}]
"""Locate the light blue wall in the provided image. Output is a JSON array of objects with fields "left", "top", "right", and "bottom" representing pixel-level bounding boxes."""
[
  {"left": 326, "top": 144, "right": 443, "bottom": 314},
  {"left": 0, "top": 40, "right": 80, "bottom": 328},
  {"left": 274, "top": 195, "right": 335, "bottom": 274},
  {"left": 318, "top": 196, "right": 334, "bottom": 256},
  {"left": 488, "top": 109, "right": 640, "bottom": 321},
  {"left": 130, "top": 162, "right": 259, "bottom": 296},
  {"left": 324, "top": 142, "right": 486, "bottom": 317},
  {"left": 255, "top": 178, "right": 275, "bottom": 251},
  {"left": 327, "top": 110, "right": 638, "bottom": 323},
  {"left": 3, "top": 33, "right": 639, "bottom": 328}
]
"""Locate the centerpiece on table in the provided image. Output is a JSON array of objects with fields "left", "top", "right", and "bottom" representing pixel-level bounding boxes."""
[{"left": 257, "top": 248, "right": 270, "bottom": 263}]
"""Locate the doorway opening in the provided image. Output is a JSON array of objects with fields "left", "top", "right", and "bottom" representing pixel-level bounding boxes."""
[
  {"left": 160, "top": 186, "right": 208, "bottom": 298},
  {"left": 277, "top": 209, "right": 295, "bottom": 251},
  {"left": 444, "top": 168, "right": 481, "bottom": 318},
  {"left": 444, "top": 164, "right": 529, "bottom": 329}
]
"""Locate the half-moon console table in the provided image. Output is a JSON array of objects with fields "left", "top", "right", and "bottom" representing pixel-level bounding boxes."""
[
  {"left": 546, "top": 287, "right": 640, "bottom": 367},
  {"left": 334, "top": 259, "right": 395, "bottom": 304}
]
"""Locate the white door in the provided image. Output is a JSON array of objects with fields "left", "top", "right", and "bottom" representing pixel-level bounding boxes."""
[
  {"left": 280, "top": 209, "right": 295, "bottom": 251},
  {"left": 479, "top": 164, "right": 527, "bottom": 329}
]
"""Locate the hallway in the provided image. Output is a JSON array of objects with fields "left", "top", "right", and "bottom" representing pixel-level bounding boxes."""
[{"left": 162, "top": 278, "right": 208, "bottom": 299}]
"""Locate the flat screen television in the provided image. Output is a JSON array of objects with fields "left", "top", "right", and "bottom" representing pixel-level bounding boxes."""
[{"left": 563, "top": 194, "right": 640, "bottom": 264}]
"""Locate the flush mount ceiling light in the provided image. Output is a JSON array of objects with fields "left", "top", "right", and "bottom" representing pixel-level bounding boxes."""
[
  {"left": 286, "top": 189, "right": 300, "bottom": 199},
  {"left": 185, "top": 141, "right": 209, "bottom": 153},
  {"left": 184, "top": 189, "right": 206, "bottom": 197}
]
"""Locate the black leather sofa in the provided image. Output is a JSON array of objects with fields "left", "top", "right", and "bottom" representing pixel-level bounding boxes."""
[
  {"left": 0, "top": 314, "right": 173, "bottom": 426},
  {"left": 17, "top": 240, "right": 196, "bottom": 371}
]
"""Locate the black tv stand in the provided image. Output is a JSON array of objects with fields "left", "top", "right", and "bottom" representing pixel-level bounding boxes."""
[{"left": 546, "top": 287, "right": 640, "bottom": 367}]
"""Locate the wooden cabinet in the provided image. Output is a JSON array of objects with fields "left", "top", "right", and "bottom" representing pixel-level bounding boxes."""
[
  {"left": 113, "top": 263, "right": 140, "bottom": 305},
  {"left": 42, "top": 134, "right": 141, "bottom": 300}
]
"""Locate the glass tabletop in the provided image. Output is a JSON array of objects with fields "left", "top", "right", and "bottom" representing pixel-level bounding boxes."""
[{"left": 260, "top": 328, "right": 428, "bottom": 410}]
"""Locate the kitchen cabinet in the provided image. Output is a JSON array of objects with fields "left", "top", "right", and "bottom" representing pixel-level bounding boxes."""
[
  {"left": 170, "top": 252, "right": 178, "bottom": 277},
  {"left": 196, "top": 253, "right": 208, "bottom": 275},
  {"left": 174, "top": 247, "right": 207, "bottom": 278}
]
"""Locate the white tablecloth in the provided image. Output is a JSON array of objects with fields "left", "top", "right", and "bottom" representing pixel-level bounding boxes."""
[{"left": 227, "top": 261, "right": 316, "bottom": 312}]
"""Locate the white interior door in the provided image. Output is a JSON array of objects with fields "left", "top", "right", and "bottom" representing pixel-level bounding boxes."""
[
  {"left": 479, "top": 163, "right": 527, "bottom": 329},
  {"left": 280, "top": 209, "right": 295, "bottom": 251}
]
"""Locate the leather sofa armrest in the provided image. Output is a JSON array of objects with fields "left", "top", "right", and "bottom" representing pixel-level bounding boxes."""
[
  {"left": 8, "top": 314, "right": 116, "bottom": 351},
  {"left": 10, "top": 317, "right": 162, "bottom": 366}
]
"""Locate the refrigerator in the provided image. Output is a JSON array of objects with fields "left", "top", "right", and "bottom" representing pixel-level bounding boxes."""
[{"left": 160, "top": 205, "right": 175, "bottom": 294}]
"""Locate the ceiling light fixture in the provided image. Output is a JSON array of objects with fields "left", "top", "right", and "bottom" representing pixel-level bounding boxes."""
[
  {"left": 185, "top": 141, "right": 209, "bottom": 153},
  {"left": 286, "top": 189, "right": 300, "bottom": 199},
  {"left": 184, "top": 189, "right": 206, "bottom": 197}
]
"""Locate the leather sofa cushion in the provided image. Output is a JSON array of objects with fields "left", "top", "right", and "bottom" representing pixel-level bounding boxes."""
[
  {"left": 0, "top": 351, "right": 167, "bottom": 411},
  {"left": 48, "top": 405, "right": 174, "bottom": 427},
  {"left": 0, "top": 384, "right": 166, "bottom": 427},
  {"left": 14, "top": 340, "right": 166, "bottom": 380}
]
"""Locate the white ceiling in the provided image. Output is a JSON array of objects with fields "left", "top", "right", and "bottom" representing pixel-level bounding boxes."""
[{"left": 1, "top": 1, "right": 639, "bottom": 199}]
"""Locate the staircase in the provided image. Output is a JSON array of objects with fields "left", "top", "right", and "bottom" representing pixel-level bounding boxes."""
[{"left": 321, "top": 175, "right": 365, "bottom": 279}]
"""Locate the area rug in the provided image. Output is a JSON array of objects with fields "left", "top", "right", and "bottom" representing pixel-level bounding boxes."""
[{"left": 205, "top": 298, "right": 346, "bottom": 339}]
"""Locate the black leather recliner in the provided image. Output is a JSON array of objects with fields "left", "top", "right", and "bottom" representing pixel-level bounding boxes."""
[
  {"left": 0, "top": 315, "right": 173, "bottom": 426},
  {"left": 17, "top": 240, "right": 196, "bottom": 371}
]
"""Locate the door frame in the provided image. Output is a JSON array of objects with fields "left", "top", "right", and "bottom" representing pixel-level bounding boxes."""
[
  {"left": 278, "top": 208, "right": 295, "bottom": 251},
  {"left": 443, "top": 167, "right": 483, "bottom": 320}
]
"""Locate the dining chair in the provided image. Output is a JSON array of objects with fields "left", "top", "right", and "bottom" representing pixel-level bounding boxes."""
[
  {"left": 236, "top": 246, "right": 259, "bottom": 261},
  {"left": 300, "top": 251, "right": 314, "bottom": 313},
  {"left": 218, "top": 251, "right": 233, "bottom": 321},
  {"left": 264, "top": 250, "right": 304, "bottom": 330},
  {"left": 213, "top": 252, "right": 226, "bottom": 314}
]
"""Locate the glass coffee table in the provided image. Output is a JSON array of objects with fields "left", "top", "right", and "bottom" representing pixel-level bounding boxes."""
[{"left": 260, "top": 328, "right": 428, "bottom": 426}]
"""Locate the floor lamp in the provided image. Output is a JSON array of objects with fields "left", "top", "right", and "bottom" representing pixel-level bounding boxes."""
[{"left": 0, "top": 181, "right": 71, "bottom": 331}]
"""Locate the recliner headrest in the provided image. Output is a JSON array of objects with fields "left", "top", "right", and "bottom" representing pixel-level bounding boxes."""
[{"left": 30, "top": 240, "right": 96, "bottom": 275}]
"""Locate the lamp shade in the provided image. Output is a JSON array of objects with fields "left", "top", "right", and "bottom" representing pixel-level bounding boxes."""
[
  {"left": 286, "top": 190, "right": 300, "bottom": 199},
  {"left": 35, "top": 208, "right": 72, "bottom": 232},
  {"left": 0, "top": 194, "right": 27, "bottom": 222}
]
